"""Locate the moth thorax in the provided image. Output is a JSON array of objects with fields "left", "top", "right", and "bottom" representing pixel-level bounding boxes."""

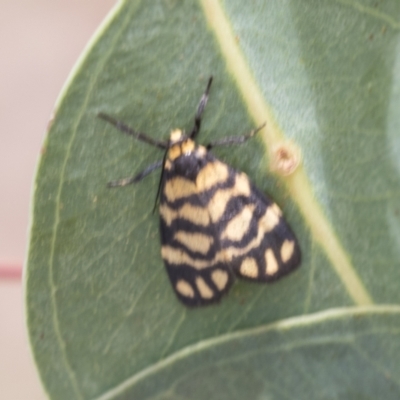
[{"left": 168, "top": 129, "right": 195, "bottom": 161}]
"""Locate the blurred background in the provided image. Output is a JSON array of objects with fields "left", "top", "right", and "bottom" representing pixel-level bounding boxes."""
[{"left": 0, "top": 0, "right": 116, "bottom": 398}]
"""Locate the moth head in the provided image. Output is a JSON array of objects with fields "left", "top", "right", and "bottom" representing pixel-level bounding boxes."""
[{"left": 169, "top": 129, "right": 185, "bottom": 144}]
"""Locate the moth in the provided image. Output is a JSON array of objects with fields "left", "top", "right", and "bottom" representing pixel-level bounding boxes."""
[{"left": 98, "top": 77, "right": 301, "bottom": 306}]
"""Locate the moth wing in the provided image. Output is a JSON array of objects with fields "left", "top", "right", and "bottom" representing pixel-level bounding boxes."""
[
  {"left": 159, "top": 175, "right": 235, "bottom": 307},
  {"left": 219, "top": 180, "right": 301, "bottom": 282}
]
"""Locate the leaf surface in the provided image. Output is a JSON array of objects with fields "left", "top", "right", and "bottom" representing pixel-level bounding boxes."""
[{"left": 26, "top": 0, "right": 400, "bottom": 399}]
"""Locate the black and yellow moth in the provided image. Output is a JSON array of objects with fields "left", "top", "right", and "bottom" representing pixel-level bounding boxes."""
[{"left": 98, "top": 77, "right": 301, "bottom": 307}]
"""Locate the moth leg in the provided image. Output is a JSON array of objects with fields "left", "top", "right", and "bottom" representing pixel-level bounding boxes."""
[
  {"left": 206, "top": 123, "right": 266, "bottom": 150},
  {"left": 98, "top": 112, "right": 168, "bottom": 149},
  {"left": 153, "top": 149, "right": 170, "bottom": 212},
  {"left": 189, "top": 76, "right": 213, "bottom": 139},
  {"left": 107, "top": 160, "right": 163, "bottom": 188}
]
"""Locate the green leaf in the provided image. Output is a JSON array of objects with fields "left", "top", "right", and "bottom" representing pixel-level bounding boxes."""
[
  {"left": 95, "top": 307, "right": 400, "bottom": 400},
  {"left": 25, "top": 0, "right": 400, "bottom": 399}
]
